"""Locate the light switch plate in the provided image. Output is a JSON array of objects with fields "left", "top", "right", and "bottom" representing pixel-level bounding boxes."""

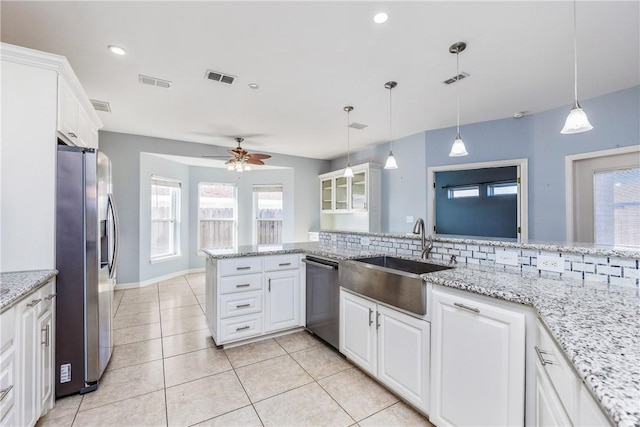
[
  {"left": 495, "top": 250, "right": 519, "bottom": 266},
  {"left": 537, "top": 255, "right": 565, "bottom": 273}
]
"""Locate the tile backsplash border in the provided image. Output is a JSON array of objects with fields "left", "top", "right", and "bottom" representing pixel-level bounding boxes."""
[{"left": 319, "top": 231, "right": 640, "bottom": 289}]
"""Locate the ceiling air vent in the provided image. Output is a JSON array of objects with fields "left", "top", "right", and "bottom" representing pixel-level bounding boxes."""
[
  {"left": 443, "top": 72, "right": 470, "bottom": 85},
  {"left": 349, "top": 122, "right": 368, "bottom": 130},
  {"left": 205, "top": 69, "right": 236, "bottom": 85},
  {"left": 90, "top": 99, "right": 111, "bottom": 113},
  {"left": 138, "top": 74, "right": 172, "bottom": 89}
]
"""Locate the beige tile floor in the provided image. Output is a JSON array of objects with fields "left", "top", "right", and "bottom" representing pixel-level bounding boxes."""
[{"left": 36, "top": 273, "right": 434, "bottom": 427}]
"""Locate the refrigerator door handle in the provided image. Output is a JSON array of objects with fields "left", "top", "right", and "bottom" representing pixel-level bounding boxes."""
[{"left": 107, "top": 193, "right": 120, "bottom": 279}]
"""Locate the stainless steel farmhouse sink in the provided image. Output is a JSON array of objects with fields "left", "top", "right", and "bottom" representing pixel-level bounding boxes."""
[{"left": 339, "top": 256, "right": 452, "bottom": 315}]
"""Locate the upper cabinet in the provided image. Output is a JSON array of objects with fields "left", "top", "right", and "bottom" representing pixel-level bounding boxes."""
[
  {"left": 319, "top": 163, "right": 381, "bottom": 232},
  {"left": 57, "top": 74, "right": 100, "bottom": 148}
]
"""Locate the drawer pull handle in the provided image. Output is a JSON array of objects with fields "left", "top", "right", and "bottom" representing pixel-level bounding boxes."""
[
  {"left": 268, "top": 278, "right": 271, "bottom": 292},
  {"left": 278, "top": 262, "right": 291, "bottom": 267},
  {"left": 236, "top": 303, "right": 251, "bottom": 309},
  {"left": 41, "top": 324, "right": 50, "bottom": 347},
  {"left": 45, "top": 293, "right": 57, "bottom": 300},
  {"left": 0, "top": 385, "right": 13, "bottom": 401},
  {"left": 68, "top": 132, "right": 77, "bottom": 138},
  {"left": 535, "top": 346, "right": 554, "bottom": 366},
  {"left": 236, "top": 283, "right": 251, "bottom": 288},
  {"left": 236, "top": 325, "right": 250, "bottom": 331},
  {"left": 454, "top": 302, "right": 480, "bottom": 314},
  {"left": 368, "top": 308, "right": 373, "bottom": 326},
  {"left": 236, "top": 266, "right": 251, "bottom": 271},
  {"left": 27, "top": 298, "right": 42, "bottom": 307},
  {"left": 376, "top": 311, "right": 381, "bottom": 329}
]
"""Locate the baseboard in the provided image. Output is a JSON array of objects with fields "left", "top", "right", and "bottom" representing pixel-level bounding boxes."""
[{"left": 115, "top": 267, "right": 205, "bottom": 290}]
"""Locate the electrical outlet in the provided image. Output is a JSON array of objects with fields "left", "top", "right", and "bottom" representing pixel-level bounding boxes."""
[
  {"left": 537, "top": 255, "right": 564, "bottom": 273},
  {"left": 495, "top": 250, "right": 519, "bottom": 266},
  {"left": 406, "top": 216, "right": 414, "bottom": 223},
  {"left": 361, "top": 237, "right": 370, "bottom": 246}
]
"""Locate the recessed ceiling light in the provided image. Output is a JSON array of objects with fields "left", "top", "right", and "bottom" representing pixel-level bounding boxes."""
[
  {"left": 108, "top": 45, "right": 126, "bottom": 55},
  {"left": 513, "top": 111, "right": 525, "bottom": 119},
  {"left": 373, "top": 12, "right": 388, "bottom": 24},
  {"left": 248, "top": 83, "right": 259, "bottom": 89}
]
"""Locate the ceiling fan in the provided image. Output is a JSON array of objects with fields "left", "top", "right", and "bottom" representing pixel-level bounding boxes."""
[{"left": 202, "top": 137, "right": 271, "bottom": 172}]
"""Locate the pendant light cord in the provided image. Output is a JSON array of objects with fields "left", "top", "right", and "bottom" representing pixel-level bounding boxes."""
[
  {"left": 573, "top": 0, "right": 578, "bottom": 104},
  {"left": 456, "top": 51, "right": 461, "bottom": 135},
  {"left": 347, "top": 109, "right": 351, "bottom": 165},
  {"left": 389, "top": 86, "right": 393, "bottom": 151}
]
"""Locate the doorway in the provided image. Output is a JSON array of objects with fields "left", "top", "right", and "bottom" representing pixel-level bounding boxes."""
[{"left": 566, "top": 146, "right": 640, "bottom": 246}]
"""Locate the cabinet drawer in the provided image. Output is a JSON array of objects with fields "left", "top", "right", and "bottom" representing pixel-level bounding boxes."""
[
  {"left": 0, "top": 309, "right": 15, "bottom": 351},
  {"left": 218, "top": 258, "right": 262, "bottom": 276},
  {"left": 37, "top": 281, "right": 56, "bottom": 316},
  {"left": 219, "top": 314, "right": 263, "bottom": 343},
  {"left": 264, "top": 255, "right": 299, "bottom": 272},
  {"left": 0, "top": 347, "right": 15, "bottom": 421},
  {"left": 220, "top": 291, "right": 262, "bottom": 319},
  {"left": 536, "top": 319, "right": 579, "bottom": 420},
  {"left": 220, "top": 274, "right": 262, "bottom": 294}
]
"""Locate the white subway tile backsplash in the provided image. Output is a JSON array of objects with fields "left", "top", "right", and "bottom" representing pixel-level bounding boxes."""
[
  {"left": 609, "top": 257, "right": 638, "bottom": 268},
  {"left": 597, "top": 265, "right": 622, "bottom": 277},
  {"left": 467, "top": 258, "right": 480, "bottom": 265},
  {"left": 585, "top": 273, "right": 608, "bottom": 284},
  {"left": 562, "top": 271, "right": 584, "bottom": 281},
  {"left": 480, "top": 246, "right": 495, "bottom": 253},
  {"left": 623, "top": 268, "right": 640, "bottom": 279},
  {"left": 572, "top": 263, "right": 596, "bottom": 273},
  {"left": 609, "top": 276, "right": 637, "bottom": 288},
  {"left": 454, "top": 244, "right": 466, "bottom": 250},
  {"left": 474, "top": 252, "right": 487, "bottom": 260},
  {"left": 467, "top": 245, "right": 480, "bottom": 252},
  {"left": 518, "top": 256, "right": 530, "bottom": 265}
]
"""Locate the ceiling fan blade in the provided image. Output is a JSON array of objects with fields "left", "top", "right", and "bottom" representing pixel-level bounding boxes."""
[
  {"left": 247, "top": 153, "right": 271, "bottom": 160},
  {"left": 246, "top": 158, "right": 265, "bottom": 165}
]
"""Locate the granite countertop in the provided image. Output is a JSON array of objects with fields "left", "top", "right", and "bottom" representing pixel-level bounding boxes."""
[
  {"left": 0, "top": 270, "right": 58, "bottom": 312},
  {"left": 205, "top": 243, "right": 638, "bottom": 426},
  {"left": 424, "top": 264, "right": 639, "bottom": 427}
]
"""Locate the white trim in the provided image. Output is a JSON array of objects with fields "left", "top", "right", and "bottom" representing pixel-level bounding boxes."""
[
  {"left": 149, "top": 253, "right": 183, "bottom": 264},
  {"left": 565, "top": 145, "right": 640, "bottom": 243},
  {"left": 427, "top": 158, "right": 529, "bottom": 242},
  {"left": 115, "top": 267, "right": 205, "bottom": 290}
]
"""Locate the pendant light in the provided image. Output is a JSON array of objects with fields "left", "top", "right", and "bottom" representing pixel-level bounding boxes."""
[
  {"left": 344, "top": 106, "right": 354, "bottom": 178},
  {"left": 561, "top": 0, "right": 593, "bottom": 134},
  {"left": 449, "top": 42, "right": 469, "bottom": 157},
  {"left": 384, "top": 81, "right": 398, "bottom": 169}
]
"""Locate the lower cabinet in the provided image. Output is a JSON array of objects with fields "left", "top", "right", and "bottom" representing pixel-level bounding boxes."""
[
  {"left": 430, "top": 285, "right": 526, "bottom": 427},
  {"left": 264, "top": 270, "right": 300, "bottom": 333},
  {"left": 535, "top": 359, "right": 573, "bottom": 426},
  {"left": 339, "top": 289, "right": 430, "bottom": 413}
]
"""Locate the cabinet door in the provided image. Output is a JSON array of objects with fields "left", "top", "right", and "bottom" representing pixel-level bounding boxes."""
[
  {"left": 77, "top": 106, "right": 98, "bottom": 148},
  {"left": 37, "top": 309, "right": 53, "bottom": 414},
  {"left": 334, "top": 176, "right": 349, "bottom": 211},
  {"left": 377, "top": 305, "right": 430, "bottom": 413},
  {"left": 321, "top": 178, "right": 334, "bottom": 212},
  {"left": 431, "top": 287, "right": 526, "bottom": 427},
  {"left": 339, "top": 290, "right": 377, "bottom": 376},
  {"left": 57, "top": 76, "right": 79, "bottom": 143},
  {"left": 18, "top": 299, "right": 40, "bottom": 427},
  {"left": 350, "top": 169, "right": 367, "bottom": 211},
  {"left": 535, "top": 361, "right": 572, "bottom": 427},
  {"left": 264, "top": 270, "right": 300, "bottom": 333}
]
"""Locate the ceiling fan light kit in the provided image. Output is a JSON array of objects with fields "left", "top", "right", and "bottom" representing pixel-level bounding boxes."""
[
  {"left": 205, "top": 137, "right": 271, "bottom": 172},
  {"left": 561, "top": 0, "right": 593, "bottom": 135}
]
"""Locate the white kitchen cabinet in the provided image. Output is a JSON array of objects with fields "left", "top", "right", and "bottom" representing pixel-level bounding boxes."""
[
  {"left": 37, "top": 308, "right": 53, "bottom": 413},
  {"left": 0, "top": 308, "right": 16, "bottom": 427},
  {"left": 319, "top": 163, "right": 381, "bottom": 232},
  {"left": 57, "top": 75, "right": 99, "bottom": 148},
  {"left": 340, "top": 289, "right": 377, "bottom": 376},
  {"left": 430, "top": 285, "right": 526, "bottom": 427},
  {"left": 535, "top": 358, "right": 572, "bottom": 426},
  {"left": 17, "top": 295, "right": 40, "bottom": 427},
  {"left": 339, "top": 289, "right": 430, "bottom": 413},
  {"left": 206, "top": 254, "right": 304, "bottom": 346}
]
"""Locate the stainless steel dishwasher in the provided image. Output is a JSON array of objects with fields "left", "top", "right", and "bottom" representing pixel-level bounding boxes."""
[{"left": 302, "top": 256, "right": 339, "bottom": 349}]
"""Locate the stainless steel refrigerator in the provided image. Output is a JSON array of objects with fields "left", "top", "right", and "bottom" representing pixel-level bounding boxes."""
[{"left": 55, "top": 145, "right": 119, "bottom": 397}]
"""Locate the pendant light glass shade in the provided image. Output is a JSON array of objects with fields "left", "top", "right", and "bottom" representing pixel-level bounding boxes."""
[
  {"left": 449, "top": 133, "right": 469, "bottom": 157},
  {"left": 561, "top": 102, "right": 593, "bottom": 134},
  {"left": 449, "top": 42, "right": 469, "bottom": 157},
  {"left": 344, "top": 106, "right": 354, "bottom": 178},
  {"left": 384, "top": 152, "right": 398, "bottom": 169},
  {"left": 561, "top": 0, "right": 593, "bottom": 135},
  {"left": 384, "top": 81, "right": 399, "bottom": 169}
]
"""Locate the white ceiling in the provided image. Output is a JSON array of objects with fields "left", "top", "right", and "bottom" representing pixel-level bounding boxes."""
[{"left": 1, "top": 1, "right": 638, "bottom": 160}]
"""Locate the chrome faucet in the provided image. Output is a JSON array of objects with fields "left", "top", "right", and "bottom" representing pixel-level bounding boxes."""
[{"left": 412, "top": 218, "right": 433, "bottom": 259}]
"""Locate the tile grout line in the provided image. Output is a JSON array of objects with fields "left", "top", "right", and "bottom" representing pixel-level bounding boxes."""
[{"left": 156, "top": 281, "right": 170, "bottom": 427}]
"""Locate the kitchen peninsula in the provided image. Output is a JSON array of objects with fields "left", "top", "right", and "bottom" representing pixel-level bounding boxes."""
[{"left": 204, "top": 232, "right": 639, "bottom": 427}]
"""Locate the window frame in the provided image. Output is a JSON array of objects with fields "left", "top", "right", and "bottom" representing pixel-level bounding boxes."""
[
  {"left": 197, "top": 182, "right": 238, "bottom": 253},
  {"left": 447, "top": 185, "right": 480, "bottom": 199},
  {"left": 487, "top": 182, "right": 518, "bottom": 197},
  {"left": 150, "top": 176, "right": 181, "bottom": 262},
  {"left": 252, "top": 184, "right": 284, "bottom": 246}
]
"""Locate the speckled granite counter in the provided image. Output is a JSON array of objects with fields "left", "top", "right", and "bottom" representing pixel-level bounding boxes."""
[
  {"left": 424, "top": 264, "right": 639, "bottom": 427},
  {"left": 0, "top": 270, "right": 58, "bottom": 312},
  {"left": 205, "top": 244, "right": 639, "bottom": 426}
]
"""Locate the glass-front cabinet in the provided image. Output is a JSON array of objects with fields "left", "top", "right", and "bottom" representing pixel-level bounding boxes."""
[
  {"left": 321, "top": 178, "right": 333, "bottom": 212},
  {"left": 335, "top": 176, "right": 349, "bottom": 211},
  {"left": 350, "top": 170, "right": 367, "bottom": 211}
]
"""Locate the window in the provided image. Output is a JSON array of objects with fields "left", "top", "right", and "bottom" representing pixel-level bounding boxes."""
[
  {"left": 487, "top": 182, "right": 518, "bottom": 196},
  {"left": 150, "top": 177, "right": 181, "bottom": 260},
  {"left": 198, "top": 183, "right": 237, "bottom": 251},
  {"left": 448, "top": 186, "right": 480, "bottom": 199},
  {"left": 253, "top": 185, "right": 283, "bottom": 245},
  {"left": 594, "top": 167, "right": 640, "bottom": 246}
]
